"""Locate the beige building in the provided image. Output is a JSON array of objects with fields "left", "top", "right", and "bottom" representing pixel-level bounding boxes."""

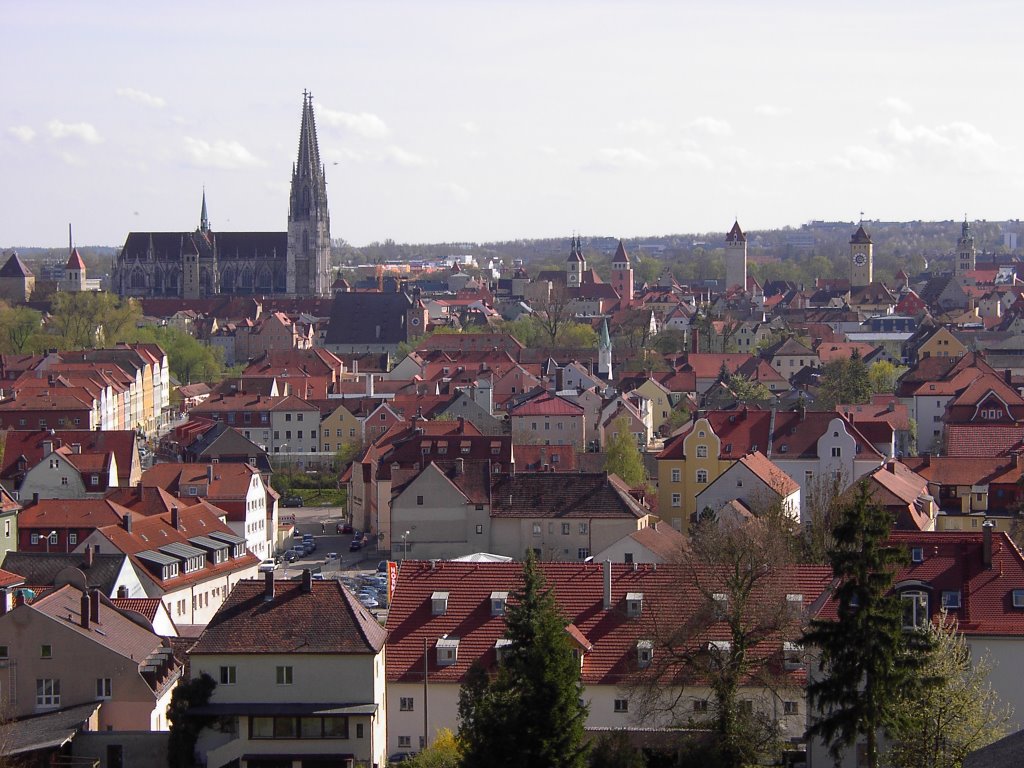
[
  {"left": 189, "top": 574, "right": 389, "bottom": 768},
  {"left": 0, "top": 584, "right": 181, "bottom": 730}
]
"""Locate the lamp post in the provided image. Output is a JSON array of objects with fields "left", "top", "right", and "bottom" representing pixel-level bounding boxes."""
[
  {"left": 401, "top": 531, "right": 410, "bottom": 562},
  {"left": 45, "top": 530, "right": 57, "bottom": 554}
]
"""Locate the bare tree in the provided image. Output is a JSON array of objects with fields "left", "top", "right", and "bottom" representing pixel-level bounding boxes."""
[
  {"left": 533, "top": 284, "right": 574, "bottom": 346},
  {"left": 802, "top": 470, "right": 849, "bottom": 564}
]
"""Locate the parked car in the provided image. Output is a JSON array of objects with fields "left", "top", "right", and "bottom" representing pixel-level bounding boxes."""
[
  {"left": 326, "top": 552, "right": 339, "bottom": 561},
  {"left": 336, "top": 522, "right": 354, "bottom": 534},
  {"left": 284, "top": 549, "right": 299, "bottom": 562},
  {"left": 281, "top": 496, "right": 304, "bottom": 508},
  {"left": 358, "top": 595, "right": 379, "bottom": 608},
  {"left": 349, "top": 538, "right": 363, "bottom": 552},
  {"left": 258, "top": 559, "right": 276, "bottom": 573},
  {"left": 376, "top": 560, "right": 388, "bottom": 573}
]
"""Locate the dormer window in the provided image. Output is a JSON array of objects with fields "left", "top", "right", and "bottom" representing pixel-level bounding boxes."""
[
  {"left": 786, "top": 593, "right": 803, "bottom": 617},
  {"left": 490, "top": 591, "right": 508, "bottom": 617},
  {"left": 436, "top": 636, "right": 459, "bottom": 666},
  {"left": 941, "top": 591, "right": 961, "bottom": 609},
  {"left": 626, "top": 592, "right": 644, "bottom": 618},
  {"left": 783, "top": 642, "right": 803, "bottom": 670},
  {"left": 1012, "top": 590, "right": 1024, "bottom": 608},
  {"left": 431, "top": 591, "right": 449, "bottom": 616},
  {"left": 712, "top": 592, "right": 728, "bottom": 617},
  {"left": 708, "top": 640, "right": 731, "bottom": 654},
  {"left": 494, "top": 638, "right": 513, "bottom": 663},
  {"left": 901, "top": 590, "right": 928, "bottom": 629},
  {"left": 910, "top": 547, "right": 924, "bottom": 563},
  {"left": 636, "top": 639, "right": 653, "bottom": 668}
]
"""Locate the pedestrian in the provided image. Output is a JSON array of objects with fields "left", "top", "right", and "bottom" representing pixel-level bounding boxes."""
[{"left": 321, "top": 522, "right": 326, "bottom": 534}]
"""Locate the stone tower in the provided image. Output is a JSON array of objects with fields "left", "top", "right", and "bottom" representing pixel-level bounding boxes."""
[
  {"left": 725, "top": 220, "right": 747, "bottom": 292},
  {"left": 286, "top": 91, "right": 331, "bottom": 296},
  {"left": 598, "top": 317, "right": 613, "bottom": 381},
  {"left": 611, "top": 239, "right": 634, "bottom": 308},
  {"left": 61, "top": 224, "right": 87, "bottom": 292},
  {"left": 850, "top": 222, "right": 873, "bottom": 288},
  {"left": 566, "top": 235, "right": 584, "bottom": 289},
  {"left": 956, "top": 217, "right": 976, "bottom": 275}
]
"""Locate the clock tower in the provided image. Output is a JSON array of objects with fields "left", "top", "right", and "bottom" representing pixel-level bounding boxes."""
[
  {"left": 850, "top": 222, "right": 873, "bottom": 288},
  {"left": 956, "top": 217, "right": 976, "bottom": 275}
]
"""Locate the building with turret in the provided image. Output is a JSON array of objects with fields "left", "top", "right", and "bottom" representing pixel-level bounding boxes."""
[
  {"left": 611, "top": 239, "right": 634, "bottom": 308},
  {"left": 725, "top": 220, "right": 747, "bottom": 292},
  {"left": 0, "top": 252, "right": 35, "bottom": 303},
  {"left": 850, "top": 222, "right": 873, "bottom": 288},
  {"left": 113, "top": 92, "right": 332, "bottom": 298},
  {"left": 956, "top": 217, "right": 976, "bottom": 275}
]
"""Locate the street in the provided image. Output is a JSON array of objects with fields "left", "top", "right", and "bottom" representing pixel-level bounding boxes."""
[{"left": 277, "top": 504, "right": 380, "bottom": 578}]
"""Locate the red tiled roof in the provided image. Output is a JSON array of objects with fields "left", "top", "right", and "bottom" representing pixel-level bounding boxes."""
[
  {"left": 509, "top": 392, "right": 583, "bottom": 417},
  {"left": 111, "top": 597, "right": 164, "bottom": 621},
  {"left": 385, "top": 561, "right": 833, "bottom": 685},
  {"left": 66, "top": 248, "right": 87, "bottom": 270},
  {"left": 189, "top": 578, "right": 386, "bottom": 655},
  {"left": 944, "top": 424, "right": 1024, "bottom": 458},
  {"left": 902, "top": 456, "right": 1022, "bottom": 488},
  {"left": 618, "top": 522, "right": 688, "bottom": 561},
  {"left": 512, "top": 444, "right": 577, "bottom": 472},
  {"left": 736, "top": 452, "right": 800, "bottom": 496},
  {"left": 18, "top": 498, "right": 136, "bottom": 531},
  {"left": 0, "top": 567, "right": 24, "bottom": 588}
]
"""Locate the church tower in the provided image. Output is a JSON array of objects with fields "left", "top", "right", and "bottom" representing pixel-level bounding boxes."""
[
  {"left": 287, "top": 92, "right": 332, "bottom": 296},
  {"left": 850, "top": 222, "right": 873, "bottom": 288},
  {"left": 598, "top": 317, "right": 613, "bottom": 381},
  {"left": 566, "top": 236, "right": 584, "bottom": 289},
  {"left": 611, "top": 239, "right": 634, "bottom": 308},
  {"left": 956, "top": 217, "right": 976, "bottom": 275},
  {"left": 61, "top": 224, "right": 86, "bottom": 293},
  {"left": 199, "top": 188, "right": 210, "bottom": 234},
  {"left": 725, "top": 220, "right": 747, "bottom": 292}
]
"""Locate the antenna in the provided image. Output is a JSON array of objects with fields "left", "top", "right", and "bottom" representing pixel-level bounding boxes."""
[{"left": 68, "top": 223, "right": 72, "bottom": 252}]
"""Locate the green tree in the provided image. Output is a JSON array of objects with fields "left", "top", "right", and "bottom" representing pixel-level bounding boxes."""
[
  {"left": 167, "top": 673, "right": 217, "bottom": 768},
  {"left": 48, "top": 292, "right": 142, "bottom": 349},
  {"left": 653, "top": 329, "right": 688, "bottom": 356},
  {"left": 868, "top": 360, "right": 906, "bottom": 395},
  {"left": 0, "top": 304, "right": 42, "bottom": 353},
  {"left": 818, "top": 349, "right": 871, "bottom": 408},
  {"left": 404, "top": 728, "right": 462, "bottom": 768},
  {"left": 557, "top": 321, "right": 599, "bottom": 349},
  {"left": 458, "top": 551, "right": 589, "bottom": 768},
  {"left": 729, "top": 373, "right": 772, "bottom": 404},
  {"left": 604, "top": 416, "right": 647, "bottom": 487},
  {"left": 803, "top": 482, "right": 935, "bottom": 768},
  {"left": 885, "top": 613, "right": 1012, "bottom": 768},
  {"left": 150, "top": 327, "right": 224, "bottom": 384},
  {"left": 588, "top": 731, "right": 646, "bottom": 768}
]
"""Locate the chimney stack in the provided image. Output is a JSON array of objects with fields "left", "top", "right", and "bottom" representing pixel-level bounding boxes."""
[
  {"left": 42, "top": 440, "right": 53, "bottom": 457},
  {"left": 80, "top": 592, "right": 91, "bottom": 629},
  {"left": 171, "top": 506, "right": 180, "bottom": 530},
  {"left": 302, "top": 569, "right": 313, "bottom": 593},
  {"left": 603, "top": 560, "right": 612, "bottom": 610},
  {"left": 117, "top": 585, "right": 128, "bottom": 598},
  {"left": 207, "top": 465, "right": 214, "bottom": 484},
  {"left": 455, "top": 458, "right": 464, "bottom": 476},
  {"left": 90, "top": 588, "right": 100, "bottom": 624},
  {"left": 123, "top": 512, "right": 132, "bottom": 533},
  {"left": 84, "top": 544, "right": 94, "bottom": 568},
  {"left": 264, "top": 570, "right": 275, "bottom": 602},
  {"left": 983, "top": 520, "right": 994, "bottom": 568}
]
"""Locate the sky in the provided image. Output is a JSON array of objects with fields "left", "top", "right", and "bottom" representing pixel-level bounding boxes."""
[{"left": 4, "top": 1, "right": 1023, "bottom": 248}]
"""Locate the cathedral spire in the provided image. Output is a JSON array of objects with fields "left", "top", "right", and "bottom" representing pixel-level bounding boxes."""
[
  {"left": 295, "top": 90, "right": 323, "bottom": 185},
  {"left": 200, "top": 187, "right": 210, "bottom": 233},
  {"left": 287, "top": 90, "right": 332, "bottom": 296}
]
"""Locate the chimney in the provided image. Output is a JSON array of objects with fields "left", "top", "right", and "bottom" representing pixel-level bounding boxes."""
[
  {"left": 603, "top": 560, "right": 612, "bottom": 610},
  {"left": 117, "top": 585, "right": 129, "bottom": 598},
  {"left": 123, "top": 512, "right": 132, "bottom": 533},
  {"left": 80, "top": 592, "right": 91, "bottom": 629},
  {"left": 71, "top": 443, "right": 81, "bottom": 454},
  {"left": 455, "top": 458, "right": 464, "bottom": 476},
  {"left": 264, "top": 570, "right": 275, "bottom": 602},
  {"left": 84, "top": 544, "right": 95, "bottom": 568},
  {"left": 14, "top": 591, "right": 26, "bottom": 608},
  {"left": 1005, "top": 369, "right": 1013, "bottom": 385},
  {"left": 982, "top": 520, "right": 994, "bottom": 568},
  {"left": 207, "top": 465, "right": 214, "bottom": 484},
  {"left": 32, "top": 492, "right": 39, "bottom": 505},
  {"left": 302, "top": 569, "right": 313, "bottom": 593},
  {"left": 90, "top": 588, "right": 100, "bottom": 624},
  {"left": 171, "top": 506, "right": 180, "bottom": 530},
  {"left": 42, "top": 440, "right": 53, "bottom": 457},
  {"left": 366, "top": 374, "right": 375, "bottom": 397}
]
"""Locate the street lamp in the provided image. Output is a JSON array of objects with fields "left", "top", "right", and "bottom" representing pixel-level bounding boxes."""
[
  {"left": 45, "top": 530, "right": 57, "bottom": 554},
  {"left": 402, "top": 530, "right": 410, "bottom": 561}
]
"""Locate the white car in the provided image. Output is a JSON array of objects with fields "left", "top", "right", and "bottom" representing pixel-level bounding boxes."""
[
  {"left": 359, "top": 595, "right": 379, "bottom": 608},
  {"left": 258, "top": 559, "right": 276, "bottom": 573}
]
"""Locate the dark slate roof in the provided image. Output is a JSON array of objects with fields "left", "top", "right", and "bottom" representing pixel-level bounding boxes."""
[
  {"left": 964, "top": 728, "right": 1024, "bottom": 768},
  {"left": 726, "top": 220, "right": 746, "bottom": 243},
  {"left": 0, "top": 252, "right": 33, "bottom": 278},
  {"left": 490, "top": 472, "right": 648, "bottom": 519},
  {"left": 1, "top": 551, "right": 130, "bottom": 595},
  {"left": 850, "top": 224, "right": 872, "bottom": 244},
  {"left": 324, "top": 290, "right": 415, "bottom": 345},
  {"left": 119, "top": 231, "right": 288, "bottom": 262},
  {"left": 189, "top": 578, "right": 387, "bottom": 655},
  {"left": 0, "top": 702, "right": 100, "bottom": 756}
]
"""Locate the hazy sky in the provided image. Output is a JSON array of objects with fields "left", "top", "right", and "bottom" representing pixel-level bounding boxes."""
[{"left": 4, "top": 1, "right": 1022, "bottom": 248}]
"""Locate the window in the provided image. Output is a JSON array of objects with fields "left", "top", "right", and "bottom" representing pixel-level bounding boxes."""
[
  {"left": 784, "top": 701, "right": 799, "bottom": 716},
  {"left": 356, "top": 723, "right": 364, "bottom": 739},
  {"left": 614, "top": 698, "right": 629, "bottom": 713},
  {"left": 219, "top": 666, "right": 236, "bottom": 685},
  {"left": 579, "top": 522, "right": 588, "bottom": 534},
  {"left": 476, "top": 524, "right": 483, "bottom": 534},
  {"left": 831, "top": 446, "right": 841, "bottom": 458},
  {"left": 96, "top": 678, "right": 112, "bottom": 699},
  {"left": 902, "top": 591, "right": 928, "bottom": 629},
  {"left": 0, "top": 646, "right": 5, "bottom": 658},
  {"left": 417, "top": 495, "right": 424, "bottom": 506},
  {"left": 693, "top": 699, "right": 708, "bottom": 713},
  {"left": 276, "top": 666, "right": 293, "bottom": 685},
  {"left": 399, "top": 736, "right": 412, "bottom": 749},
  {"left": 562, "top": 523, "right": 570, "bottom": 535},
  {"left": 286, "top": 414, "right": 292, "bottom": 422},
  {"left": 738, "top": 700, "right": 753, "bottom": 714},
  {"left": 1013, "top": 590, "right": 1024, "bottom": 608},
  {"left": 696, "top": 445, "right": 708, "bottom": 458},
  {"left": 577, "top": 548, "right": 590, "bottom": 560},
  {"left": 400, "top": 697, "right": 414, "bottom": 711},
  {"left": 36, "top": 678, "right": 60, "bottom": 707},
  {"left": 696, "top": 469, "right": 708, "bottom": 484},
  {"left": 49, "top": 532, "right": 58, "bottom": 545},
  {"left": 942, "top": 591, "right": 961, "bottom": 609},
  {"left": 910, "top": 547, "right": 924, "bottom": 563},
  {"left": 671, "top": 468, "right": 681, "bottom": 483},
  {"left": 532, "top": 523, "right": 541, "bottom": 536},
  {"left": 69, "top": 533, "right": 77, "bottom": 546},
  {"left": 671, "top": 493, "right": 681, "bottom": 508},
  {"left": 31, "top": 533, "right": 39, "bottom": 545},
  {"left": 41, "top": 645, "right": 52, "bottom": 658}
]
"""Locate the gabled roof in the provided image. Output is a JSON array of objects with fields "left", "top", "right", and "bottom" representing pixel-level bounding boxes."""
[
  {"left": 0, "top": 551, "right": 131, "bottom": 595},
  {"left": 611, "top": 239, "right": 632, "bottom": 264},
  {"left": 508, "top": 391, "right": 583, "bottom": 417},
  {"left": 617, "top": 521, "right": 688, "bottom": 561},
  {"left": 0, "top": 252, "right": 33, "bottom": 278},
  {"left": 189, "top": 578, "right": 386, "bottom": 655},
  {"left": 850, "top": 224, "right": 872, "bottom": 244},
  {"left": 725, "top": 220, "right": 746, "bottom": 243},
  {"left": 324, "top": 290, "right": 417, "bottom": 346},
  {"left": 736, "top": 451, "right": 800, "bottom": 496},
  {"left": 490, "top": 472, "right": 648, "bottom": 519},
  {"left": 66, "top": 248, "right": 86, "bottom": 270}
]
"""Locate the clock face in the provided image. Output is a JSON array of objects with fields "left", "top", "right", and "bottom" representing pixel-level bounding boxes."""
[{"left": 853, "top": 253, "right": 867, "bottom": 266}]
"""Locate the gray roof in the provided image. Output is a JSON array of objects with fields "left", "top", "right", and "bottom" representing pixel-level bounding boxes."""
[
  {"left": 0, "top": 551, "right": 128, "bottom": 595},
  {"left": 964, "top": 728, "right": 1024, "bottom": 768},
  {"left": 0, "top": 252, "right": 33, "bottom": 279},
  {"left": 324, "top": 290, "right": 416, "bottom": 346},
  {"left": 0, "top": 702, "right": 100, "bottom": 755}
]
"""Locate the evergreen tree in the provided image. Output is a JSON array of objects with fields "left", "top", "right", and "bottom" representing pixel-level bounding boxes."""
[
  {"left": 604, "top": 416, "right": 647, "bottom": 487},
  {"left": 818, "top": 350, "right": 872, "bottom": 408},
  {"left": 803, "top": 482, "right": 935, "bottom": 768},
  {"left": 167, "top": 673, "right": 217, "bottom": 768},
  {"left": 458, "top": 551, "right": 589, "bottom": 768}
]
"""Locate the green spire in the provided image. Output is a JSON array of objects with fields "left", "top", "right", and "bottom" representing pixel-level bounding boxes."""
[{"left": 599, "top": 318, "right": 611, "bottom": 349}]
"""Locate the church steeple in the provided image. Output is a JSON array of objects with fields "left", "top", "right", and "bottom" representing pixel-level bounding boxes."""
[
  {"left": 286, "top": 91, "right": 332, "bottom": 296},
  {"left": 598, "top": 318, "right": 613, "bottom": 381},
  {"left": 200, "top": 188, "right": 210, "bottom": 233}
]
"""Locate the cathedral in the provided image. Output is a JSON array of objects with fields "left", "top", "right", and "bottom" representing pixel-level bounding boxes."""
[{"left": 113, "top": 92, "right": 332, "bottom": 298}]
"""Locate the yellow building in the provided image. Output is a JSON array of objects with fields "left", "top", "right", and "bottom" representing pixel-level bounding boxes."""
[
  {"left": 656, "top": 416, "right": 738, "bottom": 531},
  {"left": 916, "top": 326, "right": 966, "bottom": 361},
  {"left": 319, "top": 400, "right": 367, "bottom": 458}
]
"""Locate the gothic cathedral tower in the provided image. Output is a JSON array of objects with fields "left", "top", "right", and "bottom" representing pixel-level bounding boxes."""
[
  {"left": 850, "top": 222, "right": 873, "bottom": 288},
  {"left": 725, "top": 220, "right": 747, "bottom": 292},
  {"left": 956, "top": 218, "right": 976, "bottom": 275},
  {"left": 566, "top": 235, "right": 584, "bottom": 289},
  {"left": 287, "top": 92, "right": 332, "bottom": 296},
  {"left": 611, "top": 239, "right": 633, "bottom": 308}
]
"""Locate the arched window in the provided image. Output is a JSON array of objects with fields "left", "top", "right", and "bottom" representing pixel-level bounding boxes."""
[{"left": 901, "top": 590, "right": 928, "bottom": 629}]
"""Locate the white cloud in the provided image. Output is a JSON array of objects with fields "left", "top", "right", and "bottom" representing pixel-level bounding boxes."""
[
  {"left": 461, "top": 120, "right": 480, "bottom": 134},
  {"left": 386, "top": 145, "right": 428, "bottom": 167},
  {"left": 877, "top": 117, "right": 1007, "bottom": 172},
  {"left": 116, "top": 87, "right": 166, "bottom": 108},
  {"left": 318, "top": 106, "right": 390, "bottom": 139},
  {"left": 753, "top": 104, "right": 789, "bottom": 117},
  {"left": 615, "top": 118, "right": 664, "bottom": 136},
  {"left": 182, "top": 137, "right": 264, "bottom": 169},
  {"left": 589, "top": 147, "right": 655, "bottom": 170},
  {"left": 46, "top": 120, "right": 102, "bottom": 144},
  {"left": 688, "top": 116, "right": 733, "bottom": 137},
  {"left": 538, "top": 145, "right": 557, "bottom": 156},
  {"left": 879, "top": 96, "right": 913, "bottom": 114},
  {"left": 667, "top": 148, "right": 714, "bottom": 171},
  {"left": 831, "top": 145, "right": 895, "bottom": 173},
  {"left": 438, "top": 181, "right": 470, "bottom": 202},
  {"left": 7, "top": 125, "right": 35, "bottom": 142}
]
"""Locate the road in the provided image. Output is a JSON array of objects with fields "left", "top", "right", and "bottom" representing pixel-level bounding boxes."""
[{"left": 277, "top": 504, "right": 380, "bottom": 578}]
